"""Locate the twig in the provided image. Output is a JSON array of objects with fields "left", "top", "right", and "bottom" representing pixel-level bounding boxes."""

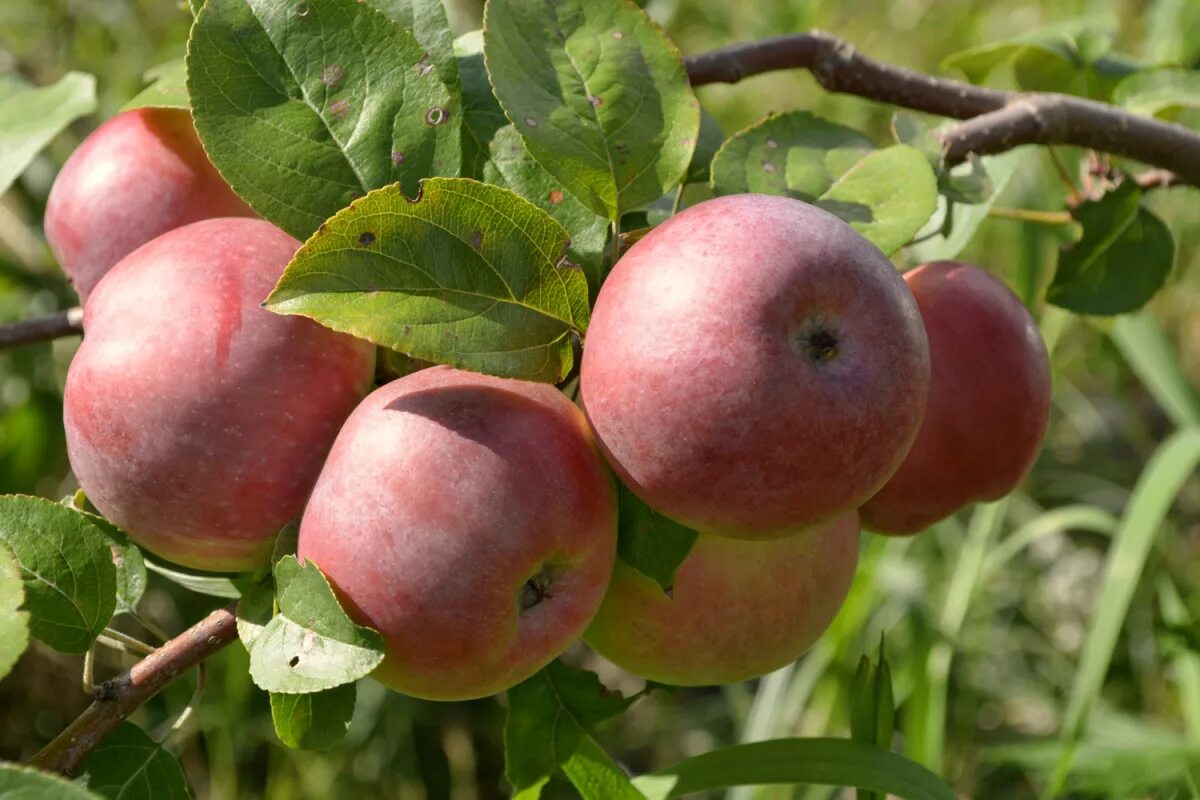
[
  {"left": 684, "top": 31, "right": 1200, "bottom": 186},
  {"left": 97, "top": 628, "right": 157, "bottom": 657},
  {"left": 0, "top": 307, "right": 82, "bottom": 350},
  {"left": 987, "top": 207, "right": 1074, "bottom": 225},
  {"left": 28, "top": 601, "right": 238, "bottom": 776}
]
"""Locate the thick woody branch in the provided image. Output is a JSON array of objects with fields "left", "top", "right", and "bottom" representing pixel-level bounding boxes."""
[
  {"left": 684, "top": 31, "right": 1200, "bottom": 187},
  {"left": 686, "top": 31, "right": 1010, "bottom": 118},
  {"left": 0, "top": 307, "right": 82, "bottom": 350},
  {"left": 28, "top": 602, "right": 238, "bottom": 776},
  {"left": 940, "top": 95, "right": 1200, "bottom": 182}
]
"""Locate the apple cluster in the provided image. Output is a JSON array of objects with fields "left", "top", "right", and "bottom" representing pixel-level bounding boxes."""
[{"left": 48, "top": 108, "right": 1051, "bottom": 700}]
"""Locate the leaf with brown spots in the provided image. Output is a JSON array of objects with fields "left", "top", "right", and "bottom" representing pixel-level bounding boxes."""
[{"left": 266, "top": 178, "right": 590, "bottom": 383}]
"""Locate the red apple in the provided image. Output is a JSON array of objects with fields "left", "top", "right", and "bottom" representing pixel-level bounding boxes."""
[
  {"left": 45, "top": 107, "right": 255, "bottom": 303},
  {"left": 585, "top": 512, "right": 860, "bottom": 686},
  {"left": 296, "top": 366, "right": 618, "bottom": 701},
  {"left": 64, "top": 218, "right": 375, "bottom": 572},
  {"left": 860, "top": 261, "right": 1052, "bottom": 534},
  {"left": 581, "top": 194, "right": 930, "bottom": 539}
]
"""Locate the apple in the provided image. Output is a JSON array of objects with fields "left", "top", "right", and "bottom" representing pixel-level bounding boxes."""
[
  {"left": 64, "top": 217, "right": 375, "bottom": 572},
  {"left": 860, "top": 261, "right": 1052, "bottom": 534},
  {"left": 45, "top": 107, "right": 255, "bottom": 303},
  {"left": 296, "top": 366, "right": 618, "bottom": 701},
  {"left": 580, "top": 193, "right": 930, "bottom": 539},
  {"left": 585, "top": 512, "right": 860, "bottom": 686}
]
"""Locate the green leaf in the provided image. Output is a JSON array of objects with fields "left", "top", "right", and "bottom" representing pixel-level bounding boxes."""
[
  {"left": 910, "top": 150, "right": 1027, "bottom": 262},
  {"left": 0, "top": 72, "right": 97, "bottom": 195},
  {"left": 0, "top": 544, "right": 30, "bottom": 683},
  {"left": 144, "top": 560, "right": 242, "bottom": 599},
  {"left": 1112, "top": 68, "right": 1200, "bottom": 118},
  {"left": 367, "top": 0, "right": 459, "bottom": 89},
  {"left": 1048, "top": 182, "right": 1174, "bottom": 315},
  {"left": 485, "top": 124, "right": 608, "bottom": 293},
  {"left": 265, "top": 177, "right": 589, "bottom": 383},
  {"left": 633, "top": 739, "right": 957, "bottom": 800},
  {"left": 78, "top": 722, "right": 189, "bottom": 800},
  {"left": 0, "top": 495, "right": 116, "bottom": 654},
  {"left": 817, "top": 145, "right": 938, "bottom": 255},
  {"left": 61, "top": 497, "right": 147, "bottom": 616},
  {"left": 685, "top": 109, "right": 724, "bottom": 184},
  {"left": 455, "top": 31, "right": 508, "bottom": 180},
  {"left": 483, "top": 0, "right": 700, "bottom": 220},
  {"left": 271, "top": 683, "right": 357, "bottom": 750},
  {"left": 122, "top": 60, "right": 189, "bottom": 111},
  {"left": 710, "top": 111, "right": 873, "bottom": 200},
  {"left": 187, "top": 0, "right": 461, "bottom": 240},
  {"left": 0, "top": 763, "right": 102, "bottom": 799},
  {"left": 615, "top": 483, "right": 697, "bottom": 594},
  {"left": 943, "top": 31, "right": 1081, "bottom": 85},
  {"left": 506, "top": 661, "right": 643, "bottom": 799},
  {"left": 1057, "top": 429, "right": 1200, "bottom": 766},
  {"left": 246, "top": 556, "right": 385, "bottom": 694}
]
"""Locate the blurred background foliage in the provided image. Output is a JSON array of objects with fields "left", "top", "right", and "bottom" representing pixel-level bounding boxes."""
[{"left": 2, "top": 0, "right": 1200, "bottom": 798}]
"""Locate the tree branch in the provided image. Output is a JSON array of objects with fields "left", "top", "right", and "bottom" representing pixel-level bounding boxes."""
[
  {"left": 0, "top": 308, "right": 82, "bottom": 351},
  {"left": 684, "top": 31, "right": 1200, "bottom": 187},
  {"left": 27, "top": 601, "right": 239, "bottom": 776}
]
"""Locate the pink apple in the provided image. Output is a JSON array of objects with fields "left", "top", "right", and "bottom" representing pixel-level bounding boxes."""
[
  {"left": 585, "top": 512, "right": 860, "bottom": 686},
  {"left": 64, "top": 218, "right": 375, "bottom": 572},
  {"left": 861, "top": 261, "right": 1052, "bottom": 534},
  {"left": 297, "top": 366, "right": 618, "bottom": 701},
  {"left": 581, "top": 194, "right": 930, "bottom": 539},
  {"left": 45, "top": 107, "right": 255, "bottom": 302}
]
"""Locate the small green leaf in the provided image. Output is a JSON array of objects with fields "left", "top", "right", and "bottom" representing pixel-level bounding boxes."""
[
  {"left": 367, "top": 0, "right": 459, "bottom": 89},
  {"left": 1112, "top": 68, "right": 1200, "bottom": 118},
  {"left": 710, "top": 111, "right": 873, "bottom": 200},
  {"left": 271, "top": 683, "right": 357, "bottom": 750},
  {"left": 485, "top": 124, "right": 608, "bottom": 293},
  {"left": 615, "top": 483, "right": 697, "bottom": 594},
  {"left": 910, "top": 150, "right": 1028, "bottom": 262},
  {"left": 0, "top": 763, "right": 102, "bottom": 799},
  {"left": 122, "top": 59, "right": 190, "bottom": 111},
  {"left": 455, "top": 31, "right": 508, "bottom": 180},
  {"left": 1048, "top": 182, "right": 1175, "bottom": 315},
  {"left": 0, "top": 495, "right": 116, "bottom": 654},
  {"left": 817, "top": 145, "right": 938, "bottom": 255},
  {"left": 939, "top": 156, "right": 993, "bottom": 205},
  {"left": 633, "top": 739, "right": 957, "bottom": 800},
  {"left": 0, "top": 544, "right": 30, "bottom": 682},
  {"left": 506, "top": 661, "right": 643, "bottom": 799},
  {"left": 0, "top": 72, "right": 97, "bottom": 195},
  {"left": 246, "top": 556, "right": 385, "bottom": 694},
  {"left": 144, "top": 560, "right": 242, "bottom": 599},
  {"left": 187, "top": 0, "right": 461, "bottom": 240},
  {"left": 266, "top": 177, "right": 589, "bottom": 383},
  {"left": 78, "top": 722, "right": 189, "bottom": 800},
  {"left": 484, "top": 0, "right": 700, "bottom": 220}
]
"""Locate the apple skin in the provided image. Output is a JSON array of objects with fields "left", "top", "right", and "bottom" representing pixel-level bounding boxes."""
[
  {"left": 296, "top": 366, "right": 618, "bottom": 701},
  {"left": 580, "top": 193, "right": 930, "bottom": 539},
  {"left": 585, "top": 512, "right": 859, "bottom": 686},
  {"left": 45, "top": 107, "right": 255, "bottom": 303},
  {"left": 64, "top": 218, "right": 375, "bottom": 572},
  {"left": 860, "top": 261, "right": 1052, "bottom": 534}
]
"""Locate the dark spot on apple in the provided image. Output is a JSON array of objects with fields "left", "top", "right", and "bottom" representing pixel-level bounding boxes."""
[
  {"left": 800, "top": 326, "right": 839, "bottom": 363},
  {"left": 520, "top": 566, "right": 556, "bottom": 611}
]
